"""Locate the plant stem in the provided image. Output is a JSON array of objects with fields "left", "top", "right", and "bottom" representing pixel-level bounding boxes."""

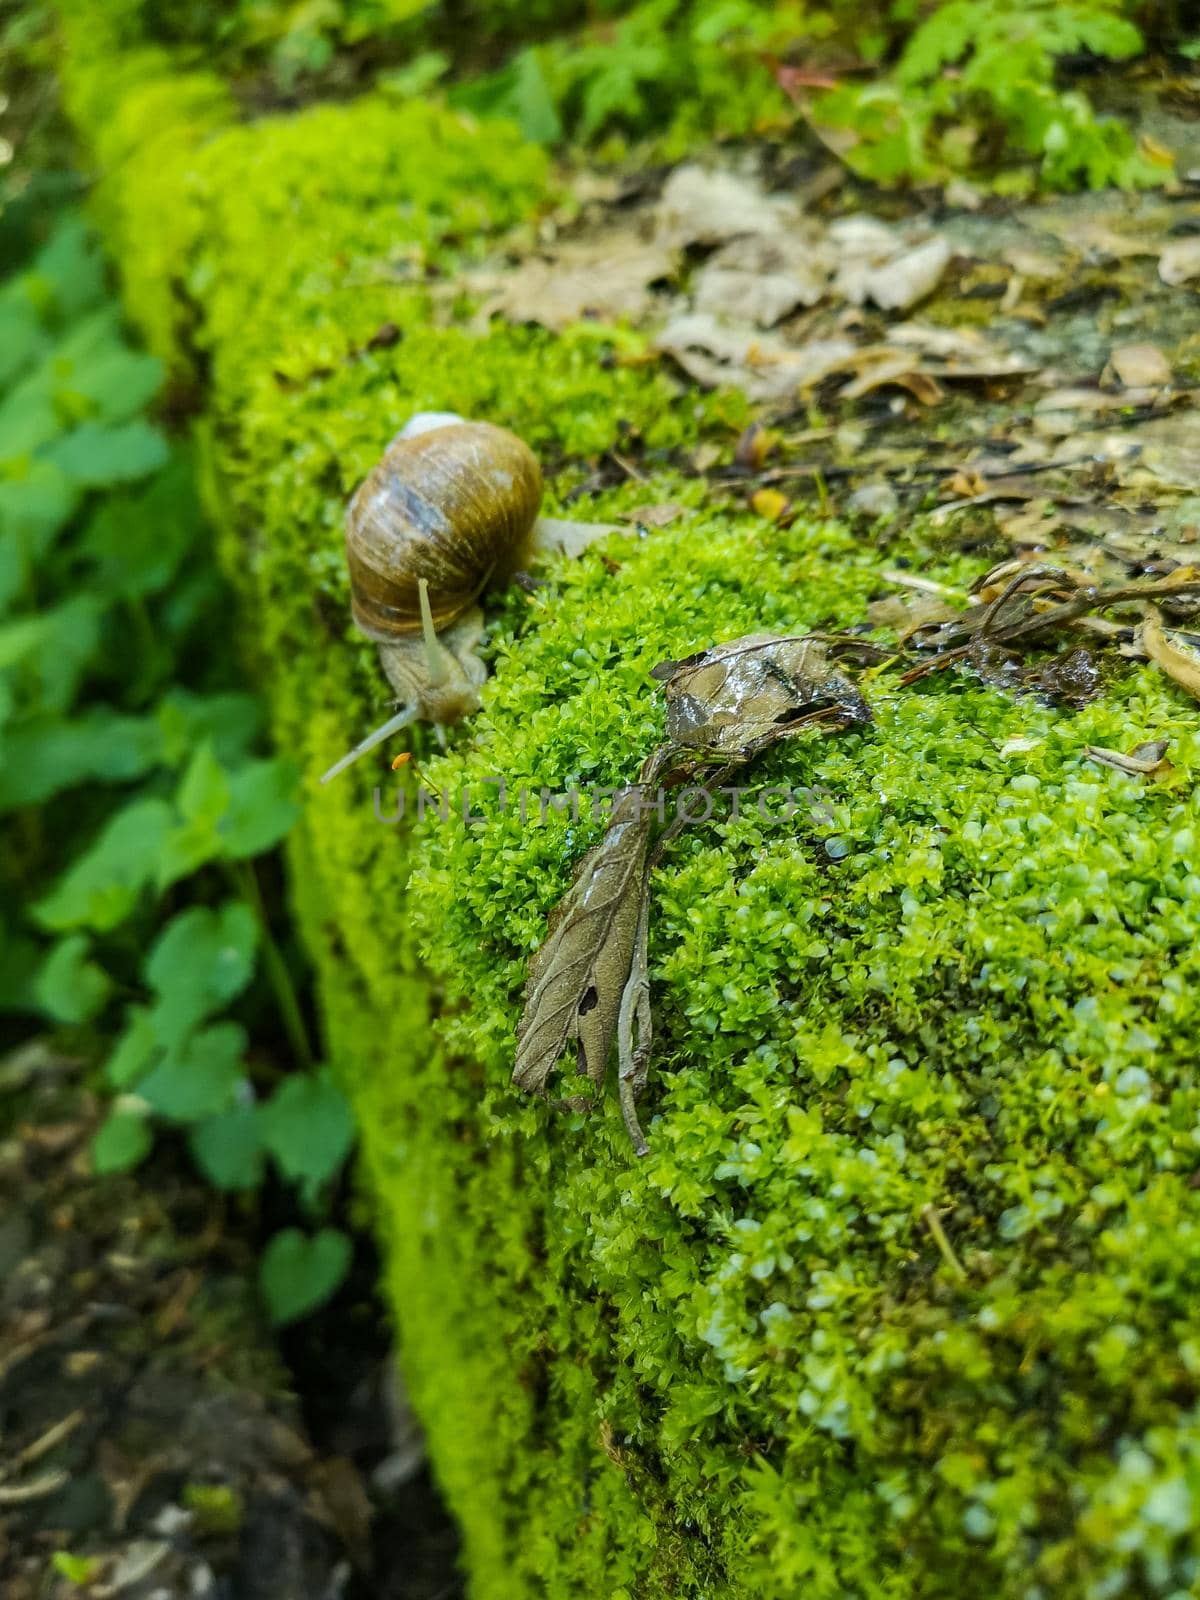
[
  {"left": 227, "top": 859, "right": 315, "bottom": 1070},
  {"left": 922, "top": 1203, "right": 967, "bottom": 1283}
]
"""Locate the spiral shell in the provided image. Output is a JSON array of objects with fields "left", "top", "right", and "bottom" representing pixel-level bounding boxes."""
[{"left": 346, "top": 420, "right": 543, "bottom": 643}]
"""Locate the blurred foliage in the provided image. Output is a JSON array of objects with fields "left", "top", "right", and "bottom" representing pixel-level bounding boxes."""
[
  {"left": 0, "top": 212, "right": 354, "bottom": 1325},
  {"left": 121, "top": 0, "right": 1188, "bottom": 191}
]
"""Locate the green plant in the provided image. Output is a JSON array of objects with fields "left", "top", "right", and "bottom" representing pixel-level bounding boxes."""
[
  {"left": 815, "top": 0, "right": 1162, "bottom": 189},
  {"left": 0, "top": 213, "right": 354, "bottom": 1325}
]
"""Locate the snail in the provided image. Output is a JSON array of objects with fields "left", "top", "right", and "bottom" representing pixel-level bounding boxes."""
[{"left": 320, "top": 414, "right": 616, "bottom": 785}]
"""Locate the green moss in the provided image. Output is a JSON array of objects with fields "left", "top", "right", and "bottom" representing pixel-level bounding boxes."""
[{"left": 57, "top": 9, "right": 1200, "bottom": 1599}]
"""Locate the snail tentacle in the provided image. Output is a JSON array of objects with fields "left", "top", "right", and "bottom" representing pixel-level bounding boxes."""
[{"left": 319, "top": 702, "right": 420, "bottom": 786}]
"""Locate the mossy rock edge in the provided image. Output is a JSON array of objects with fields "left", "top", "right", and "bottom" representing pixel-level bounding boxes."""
[{"left": 57, "top": 10, "right": 1200, "bottom": 1598}]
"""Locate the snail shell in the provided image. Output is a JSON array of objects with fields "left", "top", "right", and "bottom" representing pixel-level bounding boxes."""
[{"left": 346, "top": 420, "right": 544, "bottom": 643}]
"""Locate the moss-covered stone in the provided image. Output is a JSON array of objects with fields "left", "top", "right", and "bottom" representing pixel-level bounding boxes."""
[{"left": 58, "top": 9, "right": 1200, "bottom": 1598}]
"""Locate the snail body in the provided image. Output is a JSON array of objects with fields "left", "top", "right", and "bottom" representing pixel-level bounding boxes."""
[{"left": 321, "top": 413, "right": 615, "bottom": 786}]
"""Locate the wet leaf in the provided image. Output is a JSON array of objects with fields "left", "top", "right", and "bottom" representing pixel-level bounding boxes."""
[
  {"left": 651, "top": 633, "right": 870, "bottom": 757},
  {"left": 513, "top": 787, "right": 653, "bottom": 1097},
  {"left": 1031, "top": 646, "right": 1100, "bottom": 707}
]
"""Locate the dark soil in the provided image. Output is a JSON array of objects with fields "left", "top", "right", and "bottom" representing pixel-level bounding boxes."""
[{"left": 0, "top": 1040, "right": 461, "bottom": 1600}]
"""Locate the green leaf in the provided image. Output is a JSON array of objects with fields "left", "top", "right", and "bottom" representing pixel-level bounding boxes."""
[
  {"left": 0, "top": 596, "right": 103, "bottom": 714},
  {"left": 50, "top": 1550, "right": 103, "bottom": 1586},
  {"left": 259, "top": 1226, "right": 352, "bottom": 1326},
  {"left": 34, "top": 798, "right": 173, "bottom": 932},
  {"left": 48, "top": 418, "right": 169, "bottom": 488},
  {"left": 0, "top": 924, "right": 41, "bottom": 1014},
  {"left": 92, "top": 1109, "right": 152, "bottom": 1174},
  {"left": 178, "top": 742, "right": 231, "bottom": 823},
  {"left": 0, "top": 461, "right": 79, "bottom": 605},
  {"left": 29, "top": 215, "right": 107, "bottom": 322},
  {"left": 80, "top": 455, "right": 201, "bottom": 600},
  {"left": 0, "top": 293, "right": 51, "bottom": 389},
  {"left": 220, "top": 758, "right": 300, "bottom": 858},
  {"left": 33, "top": 935, "right": 111, "bottom": 1024},
  {"left": 105, "top": 1007, "right": 159, "bottom": 1088},
  {"left": 62, "top": 344, "right": 163, "bottom": 427},
  {"left": 261, "top": 1072, "right": 355, "bottom": 1190},
  {"left": 157, "top": 690, "right": 261, "bottom": 769},
  {"left": 157, "top": 743, "right": 231, "bottom": 887},
  {"left": 138, "top": 1022, "right": 247, "bottom": 1123},
  {"left": 0, "top": 709, "right": 161, "bottom": 810},
  {"left": 511, "top": 49, "right": 564, "bottom": 145},
  {"left": 188, "top": 1103, "right": 265, "bottom": 1191},
  {"left": 144, "top": 901, "right": 258, "bottom": 1048}
]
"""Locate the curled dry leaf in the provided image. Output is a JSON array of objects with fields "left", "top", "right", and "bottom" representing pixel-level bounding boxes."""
[
  {"left": 1085, "top": 739, "right": 1173, "bottom": 777},
  {"left": 512, "top": 786, "right": 654, "bottom": 1099},
  {"left": 1141, "top": 612, "right": 1200, "bottom": 701},
  {"left": 651, "top": 633, "right": 870, "bottom": 757}
]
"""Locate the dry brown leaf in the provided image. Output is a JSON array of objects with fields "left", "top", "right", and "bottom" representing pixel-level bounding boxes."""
[
  {"left": 1141, "top": 612, "right": 1200, "bottom": 700},
  {"left": 839, "top": 353, "right": 944, "bottom": 405},
  {"left": 474, "top": 229, "right": 678, "bottom": 331},
  {"left": 651, "top": 633, "right": 870, "bottom": 756},
  {"left": 513, "top": 787, "right": 653, "bottom": 1097}
]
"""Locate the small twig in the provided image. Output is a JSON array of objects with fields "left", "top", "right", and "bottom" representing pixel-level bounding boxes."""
[
  {"left": 0, "top": 1409, "right": 85, "bottom": 1483},
  {"left": 882, "top": 570, "right": 971, "bottom": 602},
  {"left": 0, "top": 1469, "right": 70, "bottom": 1504},
  {"left": 922, "top": 1203, "right": 967, "bottom": 1283},
  {"left": 609, "top": 450, "right": 648, "bottom": 483}
]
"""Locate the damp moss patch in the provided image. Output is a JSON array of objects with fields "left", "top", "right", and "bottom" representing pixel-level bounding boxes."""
[{"left": 55, "top": 9, "right": 1200, "bottom": 1599}]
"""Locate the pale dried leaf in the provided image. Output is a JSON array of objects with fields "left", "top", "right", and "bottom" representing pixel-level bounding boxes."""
[
  {"left": 624, "top": 502, "right": 686, "bottom": 527},
  {"left": 655, "top": 165, "right": 796, "bottom": 247},
  {"left": 1141, "top": 613, "right": 1200, "bottom": 701},
  {"left": 513, "top": 788, "right": 653, "bottom": 1096},
  {"left": 1085, "top": 739, "right": 1172, "bottom": 776},
  {"left": 531, "top": 515, "right": 623, "bottom": 559},
  {"left": 1159, "top": 237, "right": 1200, "bottom": 287},
  {"left": 654, "top": 313, "right": 857, "bottom": 401},
  {"left": 692, "top": 233, "right": 832, "bottom": 326},
  {"left": 475, "top": 229, "right": 678, "bottom": 331},
  {"left": 1107, "top": 342, "right": 1172, "bottom": 389},
  {"left": 864, "top": 237, "right": 953, "bottom": 312}
]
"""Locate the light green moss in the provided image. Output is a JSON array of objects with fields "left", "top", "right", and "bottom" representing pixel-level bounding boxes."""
[{"left": 57, "top": 9, "right": 1200, "bottom": 1599}]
